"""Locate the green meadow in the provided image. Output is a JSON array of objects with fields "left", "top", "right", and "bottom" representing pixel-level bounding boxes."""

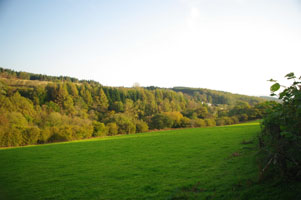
[{"left": 0, "top": 122, "right": 299, "bottom": 200}]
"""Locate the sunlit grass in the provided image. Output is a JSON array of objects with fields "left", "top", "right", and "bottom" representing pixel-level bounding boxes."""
[{"left": 0, "top": 122, "right": 299, "bottom": 199}]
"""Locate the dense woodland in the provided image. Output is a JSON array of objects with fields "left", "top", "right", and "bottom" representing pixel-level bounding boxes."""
[{"left": 0, "top": 67, "right": 275, "bottom": 147}]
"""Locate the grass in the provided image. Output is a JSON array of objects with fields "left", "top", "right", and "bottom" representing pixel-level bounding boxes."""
[{"left": 0, "top": 122, "right": 300, "bottom": 200}]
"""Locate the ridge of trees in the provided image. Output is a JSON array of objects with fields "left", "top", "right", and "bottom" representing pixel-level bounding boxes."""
[
  {"left": 0, "top": 67, "right": 275, "bottom": 147},
  {"left": 172, "top": 86, "right": 264, "bottom": 105}
]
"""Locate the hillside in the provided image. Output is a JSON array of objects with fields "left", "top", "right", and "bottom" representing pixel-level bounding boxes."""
[
  {"left": 1, "top": 67, "right": 264, "bottom": 106},
  {"left": 172, "top": 86, "right": 263, "bottom": 105},
  {"left": 0, "top": 67, "right": 276, "bottom": 147}
]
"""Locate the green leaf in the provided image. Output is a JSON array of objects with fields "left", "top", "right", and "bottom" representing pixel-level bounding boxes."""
[
  {"left": 285, "top": 72, "right": 295, "bottom": 79},
  {"left": 280, "top": 125, "right": 287, "bottom": 131},
  {"left": 267, "top": 79, "right": 277, "bottom": 82},
  {"left": 297, "top": 105, "right": 301, "bottom": 115},
  {"left": 280, "top": 131, "right": 293, "bottom": 139},
  {"left": 270, "top": 83, "right": 280, "bottom": 92},
  {"left": 279, "top": 92, "right": 285, "bottom": 99}
]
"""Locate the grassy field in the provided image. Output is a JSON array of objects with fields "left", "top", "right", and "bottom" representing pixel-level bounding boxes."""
[{"left": 0, "top": 122, "right": 300, "bottom": 200}]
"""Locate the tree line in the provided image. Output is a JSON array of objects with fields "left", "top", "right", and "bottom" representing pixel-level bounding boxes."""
[{"left": 0, "top": 68, "right": 274, "bottom": 147}]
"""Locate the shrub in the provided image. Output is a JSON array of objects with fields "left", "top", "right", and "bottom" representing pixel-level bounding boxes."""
[
  {"left": 22, "top": 126, "right": 40, "bottom": 145},
  {"left": 150, "top": 114, "right": 173, "bottom": 129},
  {"left": 231, "top": 116, "right": 239, "bottom": 124},
  {"left": 205, "top": 119, "right": 216, "bottom": 127},
  {"left": 216, "top": 118, "right": 225, "bottom": 126},
  {"left": 38, "top": 128, "right": 52, "bottom": 144},
  {"left": 0, "top": 126, "right": 23, "bottom": 147},
  {"left": 135, "top": 120, "right": 149, "bottom": 133},
  {"left": 92, "top": 121, "right": 106, "bottom": 137},
  {"left": 259, "top": 73, "right": 301, "bottom": 180},
  {"left": 106, "top": 122, "right": 118, "bottom": 136},
  {"left": 71, "top": 125, "right": 93, "bottom": 139},
  {"left": 238, "top": 114, "right": 248, "bottom": 122},
  {"left": 110, "top": 114, "right": 136, "bottom": 134},
  {"left": 191, "top": 118, "right": 206, "bottom": 127},
  {"left": 48, "top": 126, "right": 72, "bottom": 142},
  {"left": 223, "top": 117, "right": 234, "bottom": 125},
  {"left": 180, "top": 117, "right": 191, "bottom": 128},
  {"left": 163, "top": 111, "right": 183, "bottom": 128}
]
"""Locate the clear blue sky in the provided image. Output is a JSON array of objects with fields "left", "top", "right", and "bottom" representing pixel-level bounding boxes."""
[{"left": 0, "top": 0, "right": 300, "bottom": 96}]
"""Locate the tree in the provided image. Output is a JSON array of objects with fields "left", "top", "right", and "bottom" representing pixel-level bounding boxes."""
[
  {"left": 164, "top": 111, "right": 184, "bottom": 128},
  {"left": 150, "top": 114, "right": 173, "bottom": 129},
  {"left": 195, "top": 106, "right": 208, "bottom": 118},
  {"left": 216, "top": 118, "right": 225, "bottom": 126},
  {"left": 92, "top": 121, "right": 106, "bottom": 137},
  {"left": 96, "top": 88, "right": 109, "bottom": 112},
  {"left": 124, "top": 99, "right": 135, "bottom": 115},
  {"left": 190, "top": 118, "right": 206, "bottom": 127},
  {"left": 162, "top": 98, "right": 171, "bottom": 112},
  {"left": 106, "top": 122, "right": 118, "bottom": 136},
  {"left": 180, "top": 117, "right": 191, "bottom": 128},
  {"left": 110, "top": 113, "right": 136, "bottom": 134},
  {"left": 112, "top": 101, "right": 124, "bottom": 113},
  {"left": 205, "top": 118, "right": 216, "bottom": 127},
  {"left": 0, "top": 67, "right": 267, "bottom": 147},
  {"left": 22, "top": 126, "right": 40, "bottom": 145},
  {"left": 63, "top": 96, "right": 75, "bottom": 114},
  {"left": 9, "top": 92, "right": 36, "bottom": 120},
  {"left": 135, "top": 120, "right": 149, "bottom": 133},
  {"left": 67, "top": 82, "right": 79, "bottom": 97},
  {"left": 80, "top": 85, "right": 93, "bottom": 105}
]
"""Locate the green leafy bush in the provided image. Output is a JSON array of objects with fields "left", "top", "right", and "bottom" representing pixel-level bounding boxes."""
[
  {"left": 92, "top": 121, "right": 106, "bottom": 137},
  {"left": 205, "top": 118, "right": 216, "bottom": 127},
  {"left": 135, "top": 120, "right": 149, "bottom": 133},
  {"left": 190, "top": 118, "right": 206, "bottom": 127},
  {"left": 150, "top": 114, "right": 173, "bottom": 129},
  {"left": 259, "top": 72, "right": 301, "bottom": 180},
  {"left": 106, "top": 122, "right": 118, "bottom": 136}
]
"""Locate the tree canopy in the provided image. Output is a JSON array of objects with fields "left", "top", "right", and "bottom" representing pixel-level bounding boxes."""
[{"left": 0, "top": 67, "right": 273, "bottom": 147}]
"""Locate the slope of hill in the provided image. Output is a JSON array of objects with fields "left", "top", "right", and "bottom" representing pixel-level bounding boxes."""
[
  {"left": 0, "top": 67, "right": 276, "bottom": 147},
  {"left": 172, "top": 86, "right": 264, "bottom": 105},
  {"left": 259, "top": 95, "right": 281, "bottom": 102}
]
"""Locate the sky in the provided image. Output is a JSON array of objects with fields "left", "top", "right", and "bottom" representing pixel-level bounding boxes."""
[{"left": 0, "top": 0, "right": 300, "bottom": 96}]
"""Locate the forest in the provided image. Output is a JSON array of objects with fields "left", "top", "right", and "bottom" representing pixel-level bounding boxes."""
[{"left": 0, "top": 67, "right": 275, "bottom": 147}]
